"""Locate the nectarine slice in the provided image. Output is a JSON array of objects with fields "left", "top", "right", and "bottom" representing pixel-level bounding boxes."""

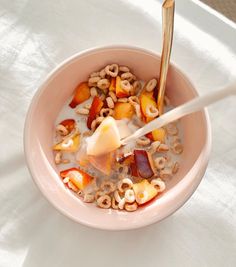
[
  {"left": 69, "top": 82, "right": 90, "bottom": 108},
  {"left": 87, "top": 96, "right": 104, "bottom": 129},
  {"left": 60, "top": 168, "right": 93, "bottom": 190},
  {"left": 53, "top": 132, "right": 80, "bottom": 152},
  {"left": 133, "top": 179, "right": 158, "bottom": 205},
  {"left": 134, "top": 150, "right": 155, "bottom": 179},
  {"left": 116, "top": 76, "right": 129, "bottom": 98},
  {"left": 113, "top": 102, "right": 134, "bottom": 120}
]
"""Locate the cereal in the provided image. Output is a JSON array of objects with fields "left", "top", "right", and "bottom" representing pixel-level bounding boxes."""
[
  {"left": 90, "top": 71, "right": 100, "bottom": 78},
  {"left": 97, "top": 79, "right": 110, "bottom": 90},
  {"left": 118, "top": 198, "right": 126, "bottom": 210},
  {"left": 125, "top": 202, "right": 138, "bottom": 212},
  {"left": 157, "top": 144, "right": 169, "bottom": 152},
  {"left": 151, "top": 178, "right": 166, "bottom": 192},
  {"left": 121, "top": 72, "right": 134, "bottom": 82},
  {"left": 105, "top": 64, "right": 119, "bottom": 77},
  {"left": 154, "top": 156, "right": 166, "bottom": 170},
  {"left": 55, "top": 151, "right": 62, "bottom": 164},
  {"left": 146, "top": 78, "right": 157, "bottom": 92},
  {"left": 119, "top": 66, "right": 130, "bottom": 73},
  {"left": 91, "top": 116, "right": 104, "bottom": 131},
  {"left": 166, "top": 123, "right": 178, "bottom": 136},
  {"left": 100, "top": 108, "right": 113, "bottom": 117},
  {"left": 145, "top": 105, "right": 159, "bottom": 118},
  {"left": 160, "top": 168, "right": 172, "bottom": 179},
  {"left": 124, "top": 189, "right": 135, "bottom": 203},
  {"left": 117, "top": 178, "right": 133, "bottom": 192},
  {"left": 128, "top": 96, "right": 140, "bottom": 106},
  {"left": 88, "top": 76, "right": 101, "bottom": 87},
  {"left": 76, "top": 107, "right": 89, "bottom": 115},
  {"left": 56, "top": 124, "right": 69, "bottom": 136},
  {"left": 136, "top": 136, "right": 151, "bottom": 146},
  {"left": 90, "top": 87, "right": 98, "bottom": 97},
  {"left": 149, "top": 141, "right": 161, "bottom": 154},
  {"left": 99, "top": 68, "right": 106, "bottom": 78},
  {"left": 117, "top": 97, "right": 128, "bottom": 103},
  {"left": 83, "top": 193, "right": 95, "bottom": 203},
  {"left": 171, "top": 142, "right": 183, "bottom": 154},
  {"left": 120, "top": 80, "right": 131, "bottom": 92},
  {"left": 106, "top": 97, "right": 115, "bottom": 109},
  {"left": 111, "top": 197, "right": 119, "bottom": 210},
  {"left": 108, "top": 91, "right": 117, "bottom": 102},
  {"left": 172, "top": 162, "right": 179, "bottom": 174},
  {"left": 100, "top": 180, "right": 116, "bottom": 194},
  {"left": 97, "top": 195, "right": 111, "bottom": 209}
]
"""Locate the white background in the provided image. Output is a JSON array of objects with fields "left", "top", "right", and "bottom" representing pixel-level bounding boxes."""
[{"left": 0, "top": 0, "right": 236, "bottom": 266}]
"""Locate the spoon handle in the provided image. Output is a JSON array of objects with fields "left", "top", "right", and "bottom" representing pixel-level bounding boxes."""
[
  {"left": 122, "top": 82, "right": 236, "bottom": 145},
  {"left": 157, "top": 0, "right": 175, "bottom": 115}
]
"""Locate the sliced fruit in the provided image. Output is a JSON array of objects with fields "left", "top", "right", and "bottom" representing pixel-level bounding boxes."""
[
  {"left": 87, "top": 96, "right": 104, "bottom": 129},
  {"left": 60, "top": 119, "right": 75, "bottom": 134},
  {"left": 116, "top": 76, "right": 129, "bottom": 98},
  {"left": 113, "top": 102, "right": 134, "bottom": 120},
  {"left": 69, "top": 82, "right": 90, "bottom": 108},
  {"left": 146, "top": 128, "right": 166, "bottom": 143},
  {"left": 53, "top": 132, "right": 80, "bottom": 152},
  {"left": 60, "top": 168, "right": 93, "bottom": 190},
  {"left": 86, "top": 116, "right": 121, "bottom": 156},
  {"left": 130, "top": 162, "right": 139, "bottom": 177},
  {"left": 117, "top": 153, "right": 134, "bottom": 165},
  {"left": 140, "top": 91, "right": 158, "bottom": 123},
  {"left": 109, "top": 77, "right": 116, "bottom": 91},
  {"left": 89, "top": 152, "right": 114, "bottom": 175},
  {"left": 134, "top": 150, "right": 155, "bottom": 179},
  {"left": 133, "top": 179, "right": 158, "bottom": 205}
]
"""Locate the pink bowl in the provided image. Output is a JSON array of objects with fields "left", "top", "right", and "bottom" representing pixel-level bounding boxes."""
[{"left": 24, "top": 45, "right": 211, "bottom": 230}]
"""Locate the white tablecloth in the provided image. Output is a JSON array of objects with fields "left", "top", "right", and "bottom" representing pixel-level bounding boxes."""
[{"left": 0, "top": 0, "right": 236, "bottom": 266}]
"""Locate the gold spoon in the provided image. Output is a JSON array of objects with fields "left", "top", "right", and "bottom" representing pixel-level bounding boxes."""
[{"left": 157, "top": 0, "right": 175, "bottom": 115}]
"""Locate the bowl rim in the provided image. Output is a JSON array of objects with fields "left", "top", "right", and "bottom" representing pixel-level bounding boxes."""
[{"left": 24, "top": 45, "right": 212, "bottom": 230}]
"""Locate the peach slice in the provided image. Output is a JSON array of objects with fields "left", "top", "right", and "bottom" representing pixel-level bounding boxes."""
[
  {"left": 89, "top": 152, "right": 114, "bottom": 175},
  {"left": 116, "top": 76, "right": 129, "bottom": 98},
  {"left": 60, "top": 168, "right": 93, "bottom": 190},
  {"left": 109, "top": 77, "right": 116, "bottom": 92},
  {"left": 146, "top": 128, "right": 166, "bottom": 143},
  {"left": 69, "top": 82, "right": 90, "bottom": 108},
  {"left": 134, "top": 150, "right": 155, "bottom": 179},
  {"left": 60, "top": 119, "right": 75, "bottom": 134},
  {"left": 86, "top": 116, "right": 121, "bottom": 156},
  {"left": 117, "top": 153, "right": 134, "bottom": 165},
  {"left": 133, "top": 179, "right": 158, "bottom": 205},
  {"left": 87, "top": 96, "right": 104, "bottom": 129},
  {"left": 140, "top": 91, "right": 158, "bottom": 123},
  {"left": 53, "top": 132, "right": 80, "bottom": 152},
  {"left": 113, "top": 102, "right": 134, "bottom": 120}
]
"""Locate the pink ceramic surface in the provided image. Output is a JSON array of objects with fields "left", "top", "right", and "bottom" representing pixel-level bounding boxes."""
[{"left": 24, "top": 46, "right": 211, "bottom": 230}]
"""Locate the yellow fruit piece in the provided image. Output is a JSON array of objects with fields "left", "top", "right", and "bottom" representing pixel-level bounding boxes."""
[
  {"left": 152, "top": 128, "right": 166, "bottom": 143},
  {"left": 88, "top": 152, "right": 114, "bottom": 175},
  {"left": 139, "top": 92, "right": 158, "bottom": 122},
  {"left": 86, "top": 117, "right": 121, "bottom": 156},
  {"left": 53, "top": 132, "right": 80, "bottom": 152},
  {"left": 113, "top": 102, "right": 134, "bottom": 120},
  {"left": 109, "top": 77, "right": 116, "bottom": 91},
  {"left": 133, "top": 179, "right": 158, "bottom": 205},
  {"left": 116, "top": 76, "right": 129, "bottom": 98}
]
